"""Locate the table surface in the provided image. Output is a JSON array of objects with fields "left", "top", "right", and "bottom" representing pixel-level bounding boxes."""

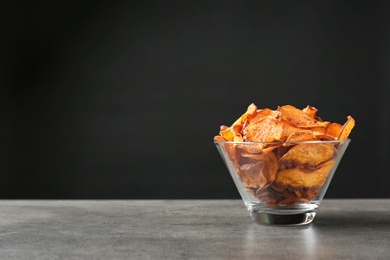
[{"left": 0, "top": 199, "right": 389, "bottom": 259}]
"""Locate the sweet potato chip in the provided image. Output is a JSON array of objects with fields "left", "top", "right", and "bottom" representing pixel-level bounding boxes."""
[
  {"left": 302, "top": 105, "right": 318, "bottom": 118},
  {"left": 236, "top": 144, "right": 264, "bottom": 155},
  {"left": 285, "top": 130, "right": 317, "bottom": 143},
  {"left": 217, "top": 104, "right": 260, "bottom": 142},
  {"left": 238, "top": 162, "right": 267, "bottom": 189},
  {"left": 279, "top": 143, "right": 335, "bottom": 169},
  {"left": 338, "top": 115, "right": 355, "bottom": 140},
  {"left": 262, "top": 152, "right": 278, "bottom": 184},
  {"left": 305, "top": 189, "right": 319, "bottom": 200},
  {"left": 312, "top": 132, "right": 336, "bottom": 140},
  {"left": 255, "top": 190, "right": 280, "bottom": 205},
  {"left": 243, "top": 118, "right": 284, "bottom": 143},
  {"left": 262, "top": 144, "right": 282, "bottom": 155},
  {"left": 310, "top": 127, "right": 327, "bottom": 133},
  {"left": 284, "top": 130, "right": 335, "bottom": 143},
  {"left": 326, "top": 123, "right": 343, "bottom": 139},
  {"left": 280, "top": 120, "right": 307, "bottom": 141},
  {"left": 248, "top": 108, "right": 281, "bottom": 124},
  {"left": 231, "top": 104, "right": 257, "bottom": 134},
  {"left": 214, "top": 135, "right": 225, "bottom": 142},
  {"left": 278, "top": 105, "right": 330, "bottom": 129},
  {"left": 219, "top": 125, "right": 234, "bottom": 141},
  {"left": 236, "top": 152, "right": 278, "bottom": 191},
  {"left": 274, "top": 159, "right": 335, "bottom": 189}
]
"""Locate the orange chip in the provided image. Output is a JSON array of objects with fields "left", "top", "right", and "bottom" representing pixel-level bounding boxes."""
[
  {"left": 312, "top": 132, "right": 336, "bottom": 140},
  {"left": 278, "top": 105, "right": 330, "bottom": 129},
  {"left": 214, "top": 135, "right": 225, "bottom": 141},
  {"left": 236, "top": 144, "right": 264, "bottom": 155},
  {"left": 237, "top": 162, "right": 267, "bottom": 189},
  {"left": 338, "top": 115, "right": 355, "bottom": 140},
  {"left": 217, "top": 104, "right": 259, "bottom": 142},
  {"left": 219, "top": 125, "right": 234, "bottom": 141},
  {"left": 284, "top": 130, "right": 335, "bottom": 143},
  {"left": 280, "top": 120, "right": 306, "bottom": 141},
  {"left": 279, "top": 143, "right": 335, "bottom": 169},
  {"left": 304, "top": 189, "right": 320, "bottom": 200},
  {"left": 231, "top": 104, "right": 257, "bottom": 133},
  {"left": 326, "top": 123, "right": 343, "bottom": 139},
  {"left": 236, "top": 143, "right": 278, "bottom": 155},
  {"left": 262, "top": 152, "right": 278, "bottom": 184},
  {"left": 274, "top": 159, "right": 335, "bottom": 189},
  {"left": 310, "top": 127, "right": 327, "bottom": 133},
  {"left": 302, "top": 105, "right": 318, "bottom": 118},
  {"left": 236, "top": 152, "right": 278, "bottom": 191},
  {"left": 285, "top": 130, "right": 317, "bottom": 143},
  {"left": 243, "top": 118, "right": 284, "bottom": 143},
  {"left": 261, "top": 144, "right": 282, "bottom": 155},
  {"left": 249, "top": 108, "right": 281, "bottom": 124},
  {"left": 255, "top": 190, "right": 279, "bottom": 204}
]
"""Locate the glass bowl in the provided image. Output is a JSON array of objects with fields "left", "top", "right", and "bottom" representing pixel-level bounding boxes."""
[{"left": 214, "top": 139, "right": 350, "bottom": 226}]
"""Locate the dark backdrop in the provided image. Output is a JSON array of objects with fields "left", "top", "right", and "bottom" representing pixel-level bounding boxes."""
[{"left": 2, "top": 1, "right": 389, "bottom": 199}]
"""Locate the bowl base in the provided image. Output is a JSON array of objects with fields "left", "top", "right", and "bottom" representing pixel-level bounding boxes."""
[{"left": 249, "top": 211, "right": 316, "bottom": 226}]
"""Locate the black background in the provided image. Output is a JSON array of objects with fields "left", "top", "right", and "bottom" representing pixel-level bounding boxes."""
[{"left": 2, "top": 1, "right": 389, "bottom": 199}]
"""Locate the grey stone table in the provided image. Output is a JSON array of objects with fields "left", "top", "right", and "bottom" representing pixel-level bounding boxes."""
[{"left": 0, "top": 200, "right": 389, "bottom": 259}]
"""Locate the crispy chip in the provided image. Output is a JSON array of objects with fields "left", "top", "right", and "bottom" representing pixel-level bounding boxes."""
[
  {"left": 214, "top": 135, "right": 225, "bottom": 141},
  {"left": 231, "top": 104, "right": 257, "bottom": 134},
  {"left": 236, "top": 152, "right": 278, "bottom": 191},
  {"left": 219, "top": 125, "right": 235, "bottom": 141},
  {"left": 326, "top": 123, "right": 342, "bottom": 139},
  {"left": 302, "top": 105, "right": 318, "bottom": 118},
  {"left": 312, "top": 132, "right": 336, "bottom": 140},
  {"left": 243, "top": 118, "right": 284, "bottom": 143},
  {"left": 285, "top": 130, "right": 317, "bottom": 143},
  {"left": 218, "top": 104, "right": 259, "bottom": 142},
  {"left": 262, "top": 144, "right": 282, "bottom": 155},
  {"left": 259, "top": 185, "right": 319, "bottom": 206},
  {"left": 280, "top": 120, "right": 307, "bottom": 141},
  {"left": 274, "top": 159, "right": 335, "bottom": 189},
  {"left": 249, "top": 108, "right": 281, "bottom": 124},
  {"left": 284, "top": 130, "right": 335, "bottom": 143},
  {"left": 262, "top": 152, "right": 278, "bottom": 184},
  {"left": 236, "top": 144, "right": 264, "bottom": 154},
  {"left": 310, "top": 127, "right": 327, "bottom": 133},
  {"left": 238, "top": 162, "right": 267, "bottom": 189},
  {"left": 278, "top": 105, "right": 330, "bottom": 129},
  {"left": 279, "top": 143, "right": 335, "bottom": 169},
  {"left": 305, "top": 189, "right": 319, "bottom": 200},
  {"left": 338, "top": 115, "right": 355, "bottom": 140}
]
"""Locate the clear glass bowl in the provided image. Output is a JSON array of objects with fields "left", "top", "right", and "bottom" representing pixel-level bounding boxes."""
[{"left": 215, "top": 139, "right": 350, "bottom": 226}]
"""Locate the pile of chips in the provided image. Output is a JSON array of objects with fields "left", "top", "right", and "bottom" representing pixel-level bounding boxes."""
[{"left": 214, "top": 104, "right": 355, "bottom": 206}]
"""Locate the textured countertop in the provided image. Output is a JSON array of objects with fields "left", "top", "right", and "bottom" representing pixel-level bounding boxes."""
[{"left": 0, "top": 199, "right": 389, "bottom": 259}]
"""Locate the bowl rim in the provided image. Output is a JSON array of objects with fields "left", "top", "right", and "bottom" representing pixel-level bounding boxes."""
[{"left": 213, "top": 138, "right": 351, "bottom": 145}]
